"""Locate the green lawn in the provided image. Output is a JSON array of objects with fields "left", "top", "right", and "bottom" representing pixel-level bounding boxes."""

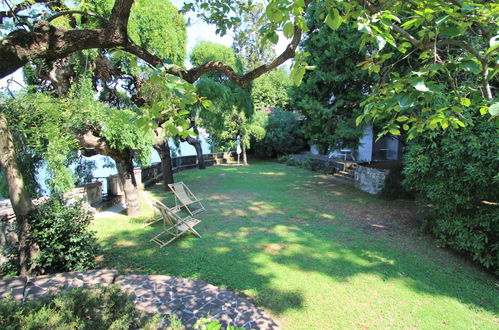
[{"left": 93, "top": 161, "right": 498, "bottom": 329}]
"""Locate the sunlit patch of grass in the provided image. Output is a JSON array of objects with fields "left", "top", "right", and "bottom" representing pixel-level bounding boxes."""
[{"left": 93, "top": 161, "right": 499, "bottom": 329}]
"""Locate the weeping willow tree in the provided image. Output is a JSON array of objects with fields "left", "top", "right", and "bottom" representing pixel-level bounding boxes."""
[{"left": 190, "top": 41, "right": 265, "bottom": 164}]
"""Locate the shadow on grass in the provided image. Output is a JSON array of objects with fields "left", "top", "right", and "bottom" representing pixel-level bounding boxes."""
[{"left": 95, "top": 161, "right": 499, "bottom": 319}]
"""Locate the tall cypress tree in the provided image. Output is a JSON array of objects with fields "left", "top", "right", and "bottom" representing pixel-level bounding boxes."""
[{"left": 290, "top": 4, "right": 374, "bottom": 153}]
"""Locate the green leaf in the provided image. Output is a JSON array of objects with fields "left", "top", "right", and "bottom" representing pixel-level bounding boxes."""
[
  {"left": 441, "top": 25, "right": 462, "bottom": 37},
  {"left": 375, "top": 35, "right": 386, "bottom": 51},
  {"left": 291, "top": 67, "right": 306, "bottom": 85},
  {"left": 460, "top": 61, "right": 481, "bottom": 74},
  {"left": 356, "top": 115, "right": 364, "bottom": 126},
  {"left": 389, "top": 128, "right": 401, "bottom": 135},
  {"left": 435, "top": 15, "right": 449, "bottom": 26},
  {"left": 486, "top": 36, "right": 499, "bottom": 55},
  {"left": 396, "top": 115, "right": 409, "bottom": 122},
  {"left": 490, "top": 36, "right": 498, "bottom": 49},
  {"left": 268, "top": 32, "right": 279, "bottom": 44},
  {"left": 325, "top": 8, "right": 341, "bottom": 30},
  {"left": 411, "top": 78, "right": 430, "bottom": 92},
  {"left": 460, "top": 98, "right": 471, "bottom": 107},
  {"left": 294, "top": 0, "right": 306, "bottom": 7},
  {"left": 400, "top": 17, "right": 424, "bottom": 29},
  {"left": 283, "top": 22, "right": 294, "bottom": 38},
  {"left": 489, "top": 103, "right": 499, "bottom": 117}
]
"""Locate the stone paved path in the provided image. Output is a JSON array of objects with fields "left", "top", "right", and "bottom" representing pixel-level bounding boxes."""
[
  {"left": 0, "top": 269, "right": 278, "bottom": 329},
  {"left": 94, "top": 203, "right": 126, "bottom": 219}
]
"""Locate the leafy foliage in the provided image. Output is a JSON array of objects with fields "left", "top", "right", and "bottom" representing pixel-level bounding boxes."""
[
  {"left": 3, "top": 91, "right": 79, "bottom": 193},
  {"left": 29, "top": 195, "right": 100, "bottom": 274},
  {"left": 290, "top": 4, "right": 373, "bottom": 151},
  {"left": 89, "top": 0, "right": 187, "bottom": 64},
  {"left": 3, "top": 79, "right": 154, "bottom": 193},
  {"left": 252, "top": 69, "right": 292, "bottom": 111},
  {"left": 190, "top": 41, "right": 243, "bottom": 73},
  {"left": 253, "top": 109, "right": 306, "bottom": 158},
  {"left": 0, "top": 286, "right": 162, "bottom": 329},
  {"left": 129, "top": 0, "right": 187, "bottom": 64},
  {"left": 351, "top": 0, "right": 498, "bottom": 138},
  {"left": 403, "top": 112, "right": 499, "bottom": 272},
  {"left": 232, "top": 2, "right": 276, "bottom": 70},
  {"left": 184, "top": 0, "right": 498, "bottom": 137},
  {"left": 190, "top": 42, "right": 261, "bottom": 151}
]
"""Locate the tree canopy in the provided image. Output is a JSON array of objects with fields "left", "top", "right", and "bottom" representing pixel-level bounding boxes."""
[
  {"left": 252, "top": 68, "right": 292, "bottom": 111},
  {"left": 290, "top": 3, "right": 374, "bottom": 151}
]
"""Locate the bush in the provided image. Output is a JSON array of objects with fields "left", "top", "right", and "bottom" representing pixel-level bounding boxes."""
[
  {"left": 403, "top": 114, "right": 499, "bottom": 273},
  {"left": 285, "top": 157, "right": 298, "bottom": 166},
  {"left": 276, "top": 155, "right": 290, "bottom": 163},
  {"left": 0, "top": 285, "right": 162, "bottom": 329},
  {"left": 381, "top": 165, "right": 414, "bottom": 200},
  {"left": 29, "top": 194, "right": 100, "bottom": 274},
  {"left": 253, "top": 109, "right": 306, "bottom": 158}
]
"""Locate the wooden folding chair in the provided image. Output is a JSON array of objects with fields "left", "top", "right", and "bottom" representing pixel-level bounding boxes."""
[
  {"left": 168, "top": 181, "right": 206, "bottom": 216},
  {"left": 150, "top": 201, "right": 202, "bottom": 248},
  {"left": 141, "top": 193, "right": 170, "bottom": 228}
]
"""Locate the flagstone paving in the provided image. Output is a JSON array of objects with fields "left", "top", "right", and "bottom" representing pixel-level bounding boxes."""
[{"left": 0, "top": 269, "right": 278, "bottom": 329}]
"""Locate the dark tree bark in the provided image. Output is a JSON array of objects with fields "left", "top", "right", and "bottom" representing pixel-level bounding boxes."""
[
  {"left": 115, "top": 153, "right": 140, "bottom": 216},
  {"left": 76, "top": 130, "right": 140, "bottom": 216},
  {"left": 153, "top": 138, "right": 174, "bottom": 186},
  {"left": 0, "top": 113, "right": 38, "bottom": 275},
  {"left": 186, "top": 135, "right": 206, "bottom": 170}
]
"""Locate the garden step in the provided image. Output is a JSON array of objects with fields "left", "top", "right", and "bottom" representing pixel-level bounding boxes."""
[
  {"left": 338, "top": 170, "right": 354, "bottom": 177},
  {"left": 331, "top": 173, "right": 354, "bottom": 185}
]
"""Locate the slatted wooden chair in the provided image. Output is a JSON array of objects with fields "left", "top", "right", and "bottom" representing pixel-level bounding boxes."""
[
  {"left": 141, "top": 194, "right": 170, "bottom": 228},
  {"left": 150, "top": 200, "right": 202, "bottom": 248},
  {"left": 168, "top": 181, "right": 206, "bottom": 216}
]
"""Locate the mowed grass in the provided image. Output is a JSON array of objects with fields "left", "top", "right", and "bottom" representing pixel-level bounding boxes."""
[{"left": 93, "top": 161, "right": 498, "bottom": 329}]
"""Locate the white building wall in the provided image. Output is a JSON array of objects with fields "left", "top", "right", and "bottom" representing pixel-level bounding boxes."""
[{"left": 356, "top": 125, "right": 373, "bottom": 162}]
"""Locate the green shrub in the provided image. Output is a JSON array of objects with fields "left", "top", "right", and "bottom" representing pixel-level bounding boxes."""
[
  {"left": 29, "top": 194, "right": 100, "bottom": 274},
  {"left": 403, "top": 114, "right": 499, "bottom": 273},
  {"left": 253, "top": 109, "right": 306, "bottom": 158},
  {"left": 322, "top": 165, "right": 337, "bottom": 175},
  {"left": 302, "top": 157, "right": 317, "bottom": 171},
  {"left": 381, "top": 165, "right": 414, "bottom": 200},
  {"left": 285, "top": 156, "right": 298, "bottom": 166},
  {"left": 0, "top": 285, "right": 162, "bottom": 329},
  {"left": 276, "top": 155, "right": 290, "bottom": 163}
]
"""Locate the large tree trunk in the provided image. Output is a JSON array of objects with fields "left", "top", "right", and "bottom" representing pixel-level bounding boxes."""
[
  {"left": 0, "top": 113, "right": 37, "bottom": 275},
  {"left": 241, "top": 137, "right": 248, "bottom": 165},
  {"left": 153, "top": 138, "right": 174, "bottom": 187},
  {"left": 186, "top": 135, "right": 205, "bottom": 169},
  {"left": 115, "top": 153, "right": 140, "bottom": 217},
  {"left": 76, "top": 131, "right": 141, "bottom": 216}
]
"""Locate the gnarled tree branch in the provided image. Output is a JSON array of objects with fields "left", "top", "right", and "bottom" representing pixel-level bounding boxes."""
[
  {"left": 1, "top": 0, "right": 304, "bottom": 89},
  {"left": 0, "top": 0, "right": 133, "bottom": 78}
]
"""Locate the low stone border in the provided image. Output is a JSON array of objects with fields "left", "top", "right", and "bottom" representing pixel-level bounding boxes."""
[{"left": 0, "top": 269, "right": 278, "bottom": 329}]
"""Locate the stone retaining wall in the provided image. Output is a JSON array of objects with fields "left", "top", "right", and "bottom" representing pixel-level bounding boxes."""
[
  {"left": 289, "top": 154, "right": 344, "bottom": 173},
  {"left": 354, "top": 165, "right": 390, "bottom": 195}
]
